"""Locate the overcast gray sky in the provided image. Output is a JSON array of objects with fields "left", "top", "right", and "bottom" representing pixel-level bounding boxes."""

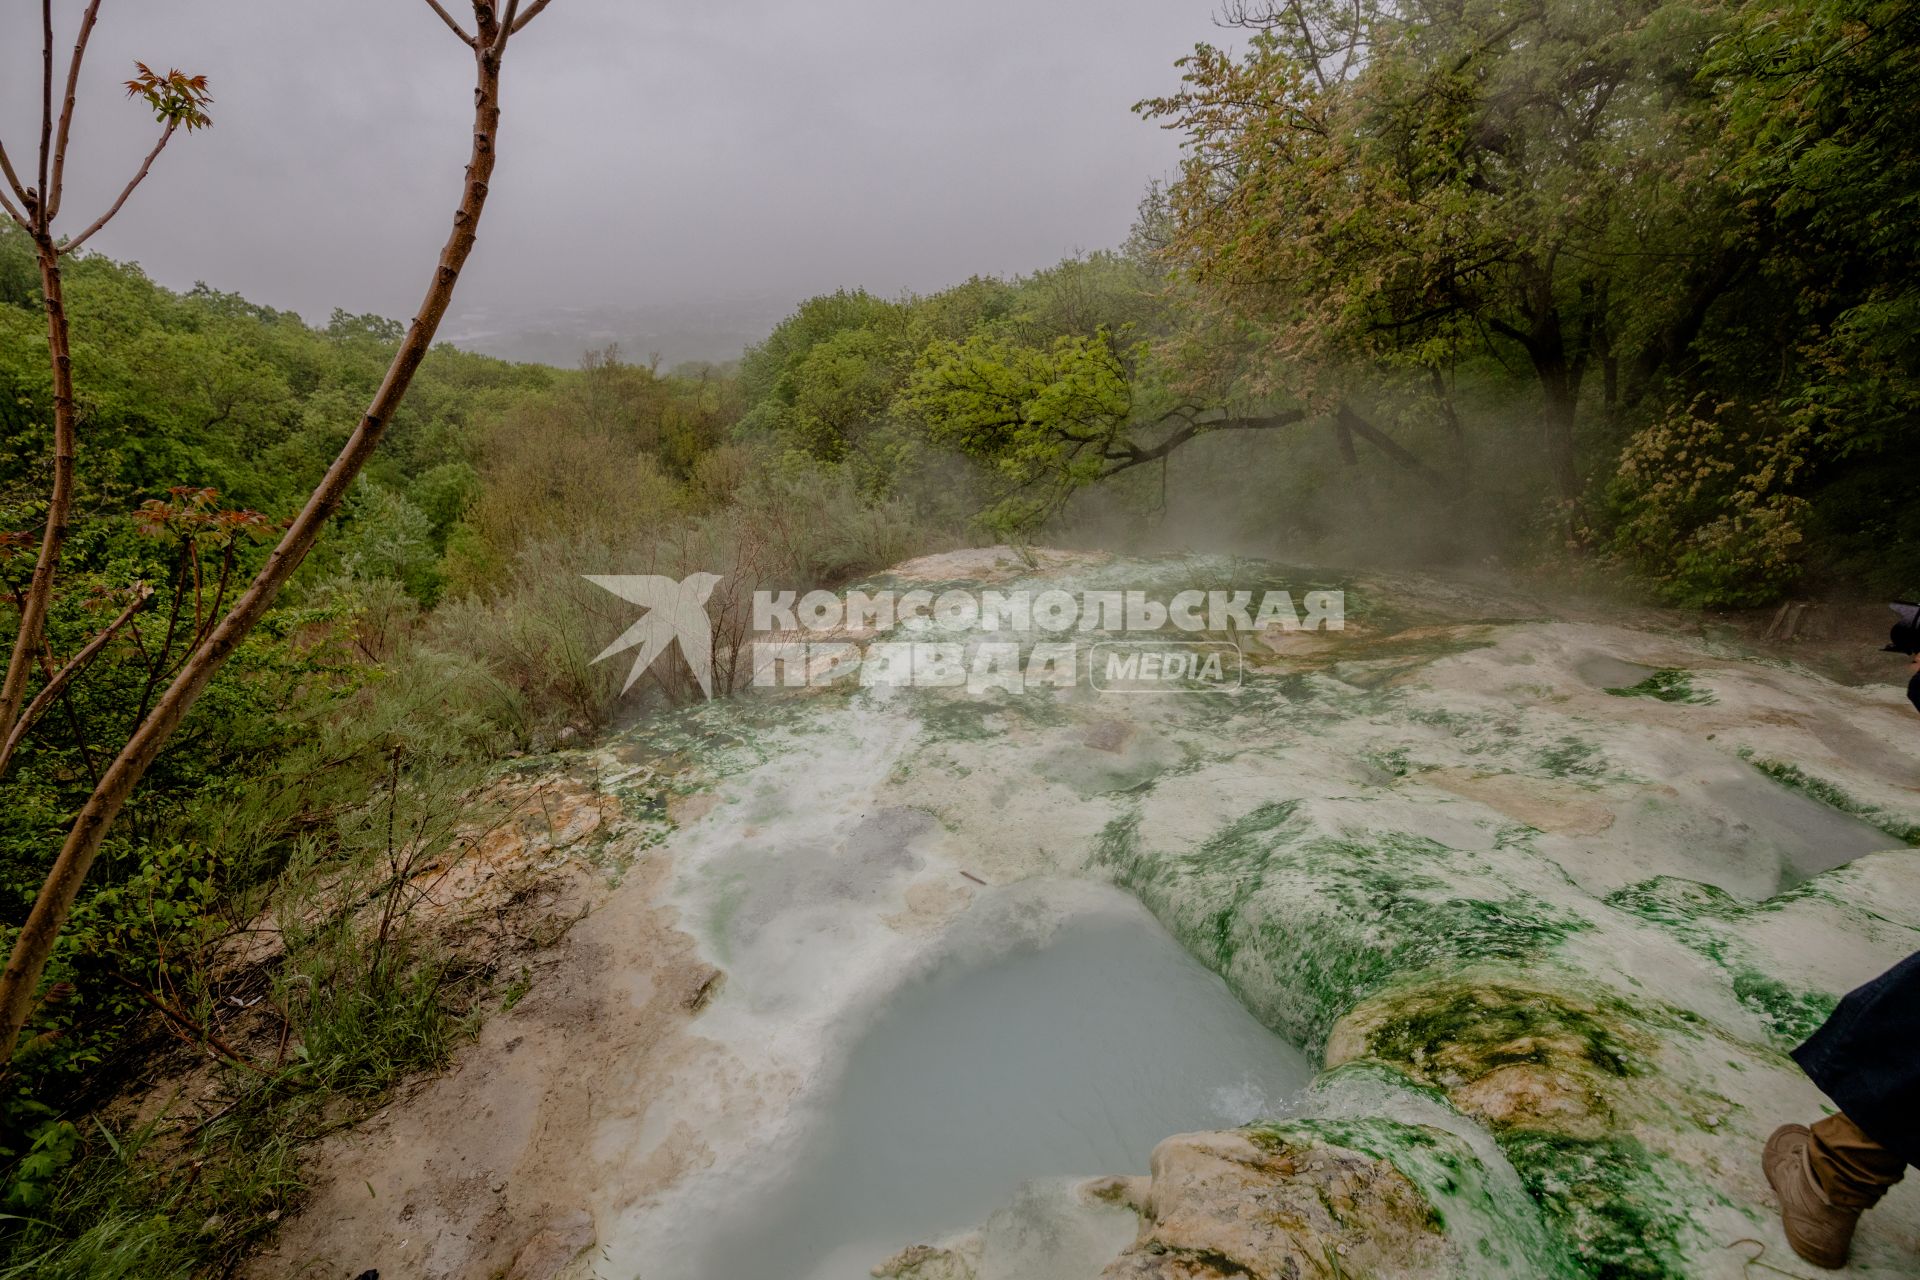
[{"left": 1, "top": 1, "right": 1227, "bottom": 328}]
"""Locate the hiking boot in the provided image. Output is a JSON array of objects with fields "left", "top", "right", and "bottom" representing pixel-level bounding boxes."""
[{"left": 1765, "top": 1124, "right": 1860, "bottom": 1270}]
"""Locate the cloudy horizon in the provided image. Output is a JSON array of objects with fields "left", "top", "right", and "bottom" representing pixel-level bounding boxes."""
[{"left": 1, "top": 0, "right": 1229, "bottom": 342}]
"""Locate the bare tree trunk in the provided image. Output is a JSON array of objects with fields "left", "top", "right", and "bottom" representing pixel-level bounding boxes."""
[
  {"left": 1538, "top": 366, "right": 1579, "bottom": 504},
  {"left": 1429, "top": 367, "right": 1468, "bottom": 487},
  {"left": 1525, "top": 298, "right": 1582, "bottom": 505},
  {"left": 0, "top": 9, "right": 538, "bottom": 1064},
  {"left": 1335, "top": 404, "right": 1450, "bottom": 495},
  {"left": 0, "top": 240, "right": 77, "bottom": 738},
  {"left": 0, "top": 0, "right": 135, "bottom": 750},
  {"left": 1489, "top": 267, "right": 1584, "bottom": 506}
]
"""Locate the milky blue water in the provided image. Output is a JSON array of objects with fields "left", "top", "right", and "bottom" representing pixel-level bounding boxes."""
[{"left": 695, "top": 892, "right": 1314, "bottom": 1280}]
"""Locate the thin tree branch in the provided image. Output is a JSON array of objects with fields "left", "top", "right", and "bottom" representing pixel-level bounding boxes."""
[
  {"left": 1335, "top": 404, "right": 1450, "bottom": 493},
  {"left": 0, "top": 182, "right": 27, "bottom": 231},
  {"left": 492, "top": 0, "right": 522, "bottom": 54},
  {"left": 1331, "top": 411, "right": 1358, "bottom": 464},
  {"left": 0, "top": 138, "right": 31, "bottom": 215},
  {"left": 28, "top": 647, "right": 98, "bottom": 786},
  {"left": 423, "top": 0, "right": 475, "bottom": 44},
  {"left": 0, "top": 239, "right": 79, "bottom": 763},
  {"left": 1623, "top": 244, "right": 1751, "bottom": 408},
  {"left": 37, "top": 0, "right": 54, "bottom": 216},
  {"left": 45, "top": 0, "right": 106, "bottom": 224},
  {"left": 511, "top": 0, "right": 554, "bottom": 34},
  {"left": 60, "top": 121, "right": 177, "bottom": 256},
  {"left": 1101, "top": 410, "right": 1307, "bottom": 478},
  {"left": 113, "top": 975, "right": 269, "bottom": 1076},
  {"left": 50, "top": 669, "right": 99, "bottom": 787},
  {"left": 0, "top": 584, "right": 150, "bottom": 781},
  {"left": 0, "top": 16, "right": 524, "bottom": 1067},
  {"left": 1483, "top": 314, "right": 1535, "bottom": 352}
]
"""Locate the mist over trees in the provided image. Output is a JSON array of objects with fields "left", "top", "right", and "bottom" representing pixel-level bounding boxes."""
[
  {"left": 0, "top": 0, "right": 1913, "bottom": 1271},
  {"left": 1139, "top": 0, "right": 1920, "bottom": 602},
  {"left": 724, "top": 0, "right": 1920, "bottom": 605}
]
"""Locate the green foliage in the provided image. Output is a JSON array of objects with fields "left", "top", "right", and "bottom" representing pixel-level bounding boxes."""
[
  {"left": 0, "top": 220, "right": 977, "bottom": 1269},
  {"left": 1142, "top": 1, "right": 1726, "bottom": 449},
  {"left": 0, "top": 928, "right": 472, "bottom": 1279},
  {"left": 1137, "top": 0, "right": 1920, "bottom": 599},
  {"left": 334, "top": 480, "right": 441, "bottom": 600},
  {"left": 1602, "top": 395, "right": 1816, "bottom": 606},
  {"left": 0, "top": 232, "right": 550, "bottom": 1239},
  {"left": 0, "top": 602, "right": 514, "bottom": 1273},
  {"left": 3, "top": 1120, "right": 77, "bottom": 1213},
  {"left": 123, "top": 65, "right": 213, "bottom": 133},
  {"left": 901, "top": 329, "right": 1137, "bottom": 531},
  {"left": 735, "top": 254, "right": 1199, "bottom": 528},
  {"left": 782, "top": 326, "right": 909, "bottom": 464}
]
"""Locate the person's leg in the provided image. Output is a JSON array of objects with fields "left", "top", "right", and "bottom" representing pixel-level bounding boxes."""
[
  {"left": 1781, "top": 950, "right": 1920, "bottom": 1266},
  {"left": 1766, "top": 1124, "right": 1862, "bottom": 1270},
  {"left": 1766, "top": 1114, "right": 1909, "bottom": 1270},
  {"left": 1808, "top": 1111, "right": 1907, "bottom": 1209}
]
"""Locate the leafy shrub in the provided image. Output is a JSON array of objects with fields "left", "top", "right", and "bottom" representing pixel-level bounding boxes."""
[{"left": 1605, "top": 397, "right": 1812, "bottom": 606}]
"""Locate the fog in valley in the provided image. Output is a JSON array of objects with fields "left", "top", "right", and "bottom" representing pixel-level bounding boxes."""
[{"left": 0, "top": 0, "right": 1227, "bottom": 363}]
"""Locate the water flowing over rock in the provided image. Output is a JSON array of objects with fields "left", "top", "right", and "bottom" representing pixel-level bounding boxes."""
[
  {"left": 1097, "top": 1127, "right": 1452, "bottom": 1279},
  {"left": 250, "top": 550, "right": 1920, "bottom": 1279}
]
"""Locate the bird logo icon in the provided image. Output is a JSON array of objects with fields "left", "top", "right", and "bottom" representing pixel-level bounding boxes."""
[{"left": 584, "top": 572, "right": 724, "bottom": 699}]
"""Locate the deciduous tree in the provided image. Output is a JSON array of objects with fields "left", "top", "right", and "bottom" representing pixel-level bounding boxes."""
[
  {"left": 0, "top": 0, "right": 561, "bottom": 1065},
  {"left": 1141, "top": 0, "right": 1746, "bottom": 504}
]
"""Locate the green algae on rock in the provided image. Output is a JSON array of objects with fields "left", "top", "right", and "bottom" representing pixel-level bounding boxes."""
[
  {"left": 1604, "top": 669, "right": 1717, "bottom": 705},
  {"left": 1084, "top": 1063, "right": 1587, "bottom": 1279},
  {"left": 1330, "top": 982, "right": 1648, "bottom": 1127},
  {"left": 532, "top": 551, "right": 1920, "bottom": 1280},
  {"left": 1102, "top": 803, "right": 1597, "bottom": 1053},
  {"left": 1098, "top": 1125, "right": 1455, "bottom": 1279},
  {"left": 1739, "top": 752, "right": 1920, "bottom": 846}
]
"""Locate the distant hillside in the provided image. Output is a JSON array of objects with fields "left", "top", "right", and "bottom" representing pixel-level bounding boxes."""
[{"left": 442, "top": 297, "right": 791, "bottom": 371}]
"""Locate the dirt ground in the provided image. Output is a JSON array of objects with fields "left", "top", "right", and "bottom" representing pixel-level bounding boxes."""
[{"left": 241, "top": 839, "right": 720, "bottom": 1280}]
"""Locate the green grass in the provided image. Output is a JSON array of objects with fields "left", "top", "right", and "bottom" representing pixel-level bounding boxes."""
[{"left": 0, "top": 925, "right": 481, "bottom": 1279}]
